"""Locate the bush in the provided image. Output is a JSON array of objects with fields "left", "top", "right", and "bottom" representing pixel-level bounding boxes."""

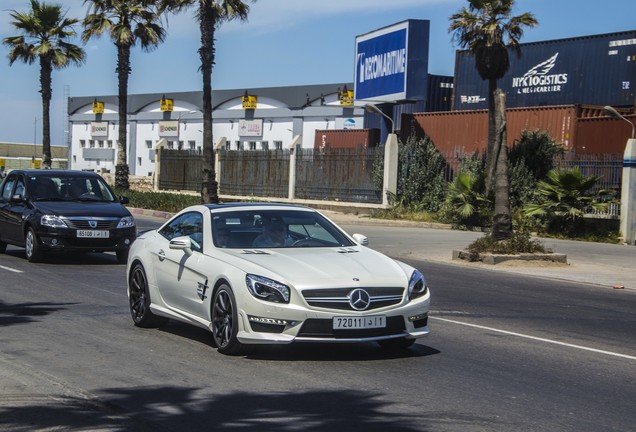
[
  {"left": 468, "top": 230, "right": 547, "bottom": 255},
  {"left": 115, "top": 188, "right": 200, "bottom": 213}
]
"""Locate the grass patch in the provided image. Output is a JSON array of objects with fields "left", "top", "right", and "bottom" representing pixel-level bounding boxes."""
[{"left": 468, "top": 231, "right": 548, "bottom": 255}]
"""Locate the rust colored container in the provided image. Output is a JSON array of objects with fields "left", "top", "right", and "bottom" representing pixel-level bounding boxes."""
[
  {"left": 314, "top": 129, "right": 381, "bottom": 150},
  {"left": 404, "top": 105, "right": 579, "bottom": 154},
  {"left": 574, "top": 115, "right": 636, "bottom": 154}
]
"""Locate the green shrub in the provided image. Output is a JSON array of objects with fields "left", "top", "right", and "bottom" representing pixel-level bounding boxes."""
[
  {"left": 115, "top": 188, "right": 200, "bottom": 213},
  {"left": 468, "top": 230, "right": 547, "bottom": 254}
]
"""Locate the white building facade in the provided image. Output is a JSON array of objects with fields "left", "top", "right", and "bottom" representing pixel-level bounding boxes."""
[{"left": 67, "top": 83, "right": 365, "bottom": 176}]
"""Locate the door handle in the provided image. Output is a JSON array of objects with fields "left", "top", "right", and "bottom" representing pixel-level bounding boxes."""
[{"left": 158, "top": 249, "right": 166, "bottom": 261}]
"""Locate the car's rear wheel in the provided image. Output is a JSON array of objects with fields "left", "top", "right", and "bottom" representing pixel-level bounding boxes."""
[
  {"left": 377, "top": 337, "right": 416, "bottom": 350},
  {"left": 212, "top": 284, "right": 243, "bottom": 356},
  {"left": 128, "top": 263, "right": 168, "bottom": 328},
  {"left": 25, "top": 228, "right": 42, "bottom": 263},
  {"left": 116, "top": 248, "right": 129, "bottom": 264}
]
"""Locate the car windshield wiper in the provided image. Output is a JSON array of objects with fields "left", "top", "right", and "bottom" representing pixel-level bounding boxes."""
[
  {"left": 69, "top": 196, "right": 103, "bottom": 202},
  {"left": 34, "top": 197, "right": 67, "bottom": 201}
]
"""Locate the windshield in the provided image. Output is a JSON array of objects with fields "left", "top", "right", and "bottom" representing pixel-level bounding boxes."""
[
  {"left": 28, "top": 174, "right": 117, "bottom": 202},
  {"left": 211, "top": 209, "right": 355, "bottom": 249}
]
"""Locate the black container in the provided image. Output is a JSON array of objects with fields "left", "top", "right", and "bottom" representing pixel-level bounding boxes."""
[{"left": 453, "top": 30, "right": 636, "bottom": 110}]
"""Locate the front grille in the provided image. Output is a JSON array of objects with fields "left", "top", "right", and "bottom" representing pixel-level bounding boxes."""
[
  {"left": 297, "top": 316, "right": 406, "bottom": 339},
  {"left": 63, "top": 217, "right": 120, "bottom": 230},
  {"left": 302, "top": 287, "right": 404, "bottom": 311}
]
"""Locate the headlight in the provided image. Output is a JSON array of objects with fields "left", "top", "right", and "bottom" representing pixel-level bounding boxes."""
[
  {"left": 245, "top": 274, "right": 290, "bottom": 304},
  {"left": 117, "top": 216, "right": 135, "bottom": 229},
  {"left": 407, "top": 269, "right": 428, "bottom": 300},
  {"left": 41, "top": 215, "right": 67, "bottom": 228}
]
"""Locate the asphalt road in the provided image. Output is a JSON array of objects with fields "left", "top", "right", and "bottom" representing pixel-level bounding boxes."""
[{"left": 0, "top": 218, "right": 635, "bottom": 431}]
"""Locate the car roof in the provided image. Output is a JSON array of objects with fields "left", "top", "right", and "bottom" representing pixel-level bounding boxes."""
[
  {"left": 204, "top": 202, "right": 316, "bottom": 212},
  {"left": 11, "top": 169, "right": 101, "bottom": 177}
]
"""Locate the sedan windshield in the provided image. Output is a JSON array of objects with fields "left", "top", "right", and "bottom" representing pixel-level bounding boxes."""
[
  {"left": 211, "top": 209, "right": 356, "bottom": 249},
  {"left": 28, "top": 174, "right": 117, "bottom": 202}
]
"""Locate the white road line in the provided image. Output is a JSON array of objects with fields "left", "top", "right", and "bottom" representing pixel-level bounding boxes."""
[
  {"left": 431, "top": 316, "right": 636, "bottom": 361},
  {"left": 0, "top": 264, "right": 23, "bottom": 273}
]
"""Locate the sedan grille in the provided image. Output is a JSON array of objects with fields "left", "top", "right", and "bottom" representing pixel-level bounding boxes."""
[
  {"left": 302, "top": 287, "right": 404, "bottom": 311},
  {"left": 62, "top": 217, "right": 121, "bottom": 230}
]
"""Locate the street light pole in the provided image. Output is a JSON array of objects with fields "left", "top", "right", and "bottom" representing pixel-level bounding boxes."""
[
  {"left": 364, "top": 103, "right": 395, "bottom": 133},
  {"left": 604, "top": 105, "right": 636, "bottom": 245}
]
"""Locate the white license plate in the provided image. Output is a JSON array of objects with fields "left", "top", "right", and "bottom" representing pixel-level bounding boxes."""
[
  {"left": 77, "top": 230, "right": 109, "bottom": 238},
  {"left": 333, "top": 315, "right": 386, "bottom": 330}
]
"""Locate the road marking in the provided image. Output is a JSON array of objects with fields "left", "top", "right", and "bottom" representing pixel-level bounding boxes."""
[
  {"left": 0, "top": 264, "right": 23, "bottom": 273},
  {"left": 431, "top": 316, "right": 636, "bottom": 361}
]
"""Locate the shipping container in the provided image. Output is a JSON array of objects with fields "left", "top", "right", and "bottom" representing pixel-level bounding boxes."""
[
  {"left": 574, "top": 114, "right": 636, "bottom": 154},
  {"left": 453, "top": 30, "right": 636, "bottom": 110},
  {"left": 314, "top": 128, "right": 381, "bottom": 150},
  {"left": 402, "top": 105, "right": 578, "bottom": 154},
  {"left": 426, "top": 74, "right": 454, "bottom": 112}
]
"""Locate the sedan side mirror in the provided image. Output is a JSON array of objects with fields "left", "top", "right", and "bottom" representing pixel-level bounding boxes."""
[
  {"left": 119, "top": 196, "right": 130, "bottom": 204},
  {"left": 352, "top": 233, "right": 369, "bottom": 246},
  {"left": 169, "top": 236, "right": 193, "bottom": 256}
]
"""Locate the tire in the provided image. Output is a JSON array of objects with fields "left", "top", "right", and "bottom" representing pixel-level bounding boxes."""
[
  {"left": 25, "top": 228, "right": 43, "bottom": 263},
  {"left": 378, "top": 337, "right": 416, "bottom": 350},
  {"left": 0, "top": 239, "right": 7, "bottom": 254},
  {"left": 116, "top": 248, "right": 129, "bottom": 264},
  {"left": 211, "top": 284, "right": 244, "bottom": 356},
  {"left": 128, "top": 263, "right": 168, "bottom": 328}
]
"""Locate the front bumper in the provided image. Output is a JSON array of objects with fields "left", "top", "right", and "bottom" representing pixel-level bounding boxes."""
[{"left": 35, "top": 226, "right": 136, "bottom": 252}]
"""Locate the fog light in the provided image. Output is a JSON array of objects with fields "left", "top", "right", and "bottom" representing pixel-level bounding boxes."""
[
  {"left": 124, "top": 238, "right": 131, "bottom": 245},
  {"left": 408, "top": 313, "right": 428, "bottom": 322},
  {"left": 248, "top": 316, "right": 296, "bottom": 326}
]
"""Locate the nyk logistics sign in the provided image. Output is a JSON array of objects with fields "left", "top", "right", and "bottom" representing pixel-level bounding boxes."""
[
  {"left": 512, "top": 53, "right": 569, "bottom": 95},
  {"left": 354, "top": 20, "right": 429, "bottom": 102}
]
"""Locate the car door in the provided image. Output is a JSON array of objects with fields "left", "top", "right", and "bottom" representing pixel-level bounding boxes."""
[
  {"left": 0, "top": 173, "right": 27, "bottom": 244},
  {"left": 153, "top": 211, "right": 211, "bottom": 319}
]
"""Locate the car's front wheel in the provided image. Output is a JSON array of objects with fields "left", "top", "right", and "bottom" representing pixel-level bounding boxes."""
[
  {"left": 116, "top": 248, "right": 129, "bottom": 264},
  {"left": 211, "top": 284, "right": 243, "bottom": 356},
  {"left": 0, "top": 238, "right": 7, "bottom": 254},
  {"left": 25, "top": 228, "right": 42, "bottom": 263},
  {"left": 128, "top": 263, "right": 168, "bottom": 328}
]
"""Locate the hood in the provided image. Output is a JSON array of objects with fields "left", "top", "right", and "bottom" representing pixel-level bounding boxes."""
[
  {"left": 221, "top": 246, "right": 410, "bottom": 289},
  {"left": 33, "top": 201, "right": 132, "bottom": 218}
]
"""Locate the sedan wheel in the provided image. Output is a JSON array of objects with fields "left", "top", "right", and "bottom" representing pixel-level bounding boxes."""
[
  {"left": 212, "top": 285, "right": 243, "bottom": 356},
  {"left": 128, "top": 263, "right": 168, "bottom": 328},
  {"left": 116, "top": 248, "right": 129, "bottom": 264},
  {"left": 0, "top": 239, "right": 6, "bottom": 254},
  {"left": 25, "top": 228, "right": 42, "bottom": 263}
]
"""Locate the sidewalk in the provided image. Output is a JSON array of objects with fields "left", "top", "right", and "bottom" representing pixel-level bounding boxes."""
[{"left": 318, "top": 210, "right": 636, "bottom": 291}]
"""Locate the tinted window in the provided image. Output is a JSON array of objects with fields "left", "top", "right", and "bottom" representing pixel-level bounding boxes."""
[{"left": 160, "top": 211, "right": 204, "bottom": 252}]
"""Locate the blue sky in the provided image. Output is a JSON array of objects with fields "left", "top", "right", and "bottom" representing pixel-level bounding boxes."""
[{"left": 1, "top": 0, "right": 635, "bottom": 145}]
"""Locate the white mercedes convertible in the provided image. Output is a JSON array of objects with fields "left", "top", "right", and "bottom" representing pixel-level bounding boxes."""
[{"left": 127, "top": 203, "right": 430, "bottom": 355}]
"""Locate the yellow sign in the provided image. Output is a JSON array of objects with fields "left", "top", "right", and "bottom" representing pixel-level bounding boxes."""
[
  {"left": 0, "top": 158, "right": 5, "bottom": 168},
  {"left": 160, "top": 97, "right": 174, "bottom": 112},
  {"left": 31, "top": 159, "right": 41, "bottom": 169},
  {"left": 339, "top": 90, "right": 354, "bottom": 106},
  {"left": 92, "top": 101, "right": 104, "bottom": 114},
  {"left": 242, "top": 95, "right": 257, "bottom": 110}
]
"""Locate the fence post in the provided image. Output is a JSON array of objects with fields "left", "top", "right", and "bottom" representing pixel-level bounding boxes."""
[
  {"left": 215, "top": 137, "right": 226, "bottom": 187},
  {"left": 288, "top": 135, "right": 302, "bottom": 200},
  {"left": 382, "top": 133, "right": 398, "bottom": 207},
  {"left": 153, "top": 138, "right": 167, "bottom": 191},
  {"left": 620, "top": 138, "right": 636, "bottom": 245}
]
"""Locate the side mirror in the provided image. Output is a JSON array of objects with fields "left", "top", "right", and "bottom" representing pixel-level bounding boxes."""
[
  {"left": 352, "top": 233, "right": 369, "bottom": 246},
  {"left": 119, "top": 196, "right": 130, "bottom": 204},
  {"left": 10, "top": 194, "right": 26, "bottom": 203},
  {"left": 169, "top": 236, "right": 193, "bottom": 256}
]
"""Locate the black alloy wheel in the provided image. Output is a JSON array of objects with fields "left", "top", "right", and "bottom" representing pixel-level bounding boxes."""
[
  {"left": 211, "top": 284, "right": 243, "bottom": 356},
  {"left": 128, "top": 263, "right": 168, "bottom": 328}
]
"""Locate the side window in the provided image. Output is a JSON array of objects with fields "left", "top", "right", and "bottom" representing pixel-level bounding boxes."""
[
  {"left": 14, "top": 177, "right": 26, "bottom": 198},
  {"left": 159, "top": 212, "right": 203, "bottom": 252},
  {"left": 1, "top": 176, "right": 17, "bottom": 200}
]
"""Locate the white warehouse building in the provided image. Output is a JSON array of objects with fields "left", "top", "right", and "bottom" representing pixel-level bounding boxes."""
[{"left": 67, "top": 83, "right": 365, "bottom": 176}]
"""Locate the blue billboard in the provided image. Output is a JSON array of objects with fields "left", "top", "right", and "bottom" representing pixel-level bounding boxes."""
[{"left": 354, "top": 20, "right": 430, "bottom": 102}]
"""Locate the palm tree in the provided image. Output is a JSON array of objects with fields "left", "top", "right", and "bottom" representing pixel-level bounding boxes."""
[
  {"left": 449, "top": 0, "right": 537, "bottom": 240},
  {"left": 165, "top": 0, "right": 253, "bottom": 203},
  {"left": 4, "top": 0, "right": 85, "bottom": 170},
  {"left": 82, "top": 0, "right": 170, "bottom": 190}
]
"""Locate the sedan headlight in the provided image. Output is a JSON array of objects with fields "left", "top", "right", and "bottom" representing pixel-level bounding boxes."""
[
  {"left": 117, "top": 216, "right": 135, "bottom": 229},
  {"left": 245, "top": 274, "right": 290, "bottom": 304},
  {"left": 407, "top": 269, "right": 428, "bottom": 300},
  {"left": 41, "top": 215, "right": 68, "bottom": 228}
]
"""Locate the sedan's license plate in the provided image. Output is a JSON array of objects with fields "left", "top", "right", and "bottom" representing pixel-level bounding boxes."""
[
  {"left": 333, "top": 315, "right": 386, "bottom": 330},
  {"left": 77, "top": 230, "right": 109, "bottom": 238}
]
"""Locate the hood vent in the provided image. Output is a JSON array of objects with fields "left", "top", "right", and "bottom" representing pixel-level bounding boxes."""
[{"left": 337, "top": 248, "right": 359, "bottom": 254}]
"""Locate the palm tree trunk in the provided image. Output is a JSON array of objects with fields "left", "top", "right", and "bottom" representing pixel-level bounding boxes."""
[
  {"left": 199, "top": 1, "right": 219, "bottom": 204},
  {"left": 115, "top": 43, "right": 130, "bottom": 190},
  {"left": 492, "top": 88, "right": 512, "bottom": 240},
  {"left": 39, "top": 59, "right": 53, "bottom": 169},
  {"left": 485, "top": 78, "right": 497, "bottom": 194}
]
